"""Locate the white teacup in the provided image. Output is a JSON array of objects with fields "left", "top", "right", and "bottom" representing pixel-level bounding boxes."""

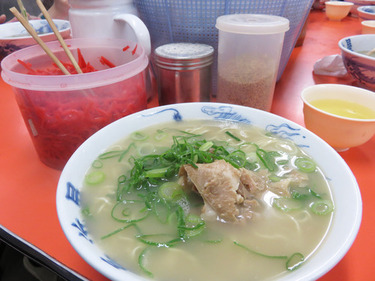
[{"left": 68, "top": 0, "right": 151, "bottom": 55}]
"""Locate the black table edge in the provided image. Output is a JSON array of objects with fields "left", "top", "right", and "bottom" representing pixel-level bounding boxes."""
[{"left": 0, "top": 225, "right": 86, "bottom": 281}]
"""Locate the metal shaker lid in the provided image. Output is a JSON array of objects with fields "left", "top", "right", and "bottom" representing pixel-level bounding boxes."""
[{"left": 154, "top": 43, "right": 214, "bottom": 70}]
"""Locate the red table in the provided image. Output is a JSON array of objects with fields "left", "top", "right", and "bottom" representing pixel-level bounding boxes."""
[{"left": 0, "top": 9, "right": 374, "bottom": 281}]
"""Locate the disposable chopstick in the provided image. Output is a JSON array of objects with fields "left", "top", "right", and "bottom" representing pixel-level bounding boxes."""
[
  {"left": 9, "top": 7, "right": 71, "bottom": 75},
  {"left": 16, "top": 0, "right": 27, "bottom": 20},
  {"left": 366, "top": 47, "right": 375, "bottom": 57},
  {"left": 36, "top": 0, "right": 83, "bottom": 74}
]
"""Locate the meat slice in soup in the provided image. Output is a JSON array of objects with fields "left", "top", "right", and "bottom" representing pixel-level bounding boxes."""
[
  {"left": 179, "top": 159, "right": 267, "bottom": 223},
  {"left": 268, "top": 170, "right": 309, "bottom": 196}
]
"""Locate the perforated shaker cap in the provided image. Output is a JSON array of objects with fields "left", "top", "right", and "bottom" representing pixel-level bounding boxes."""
[
  {"left": 216, "top": 14, "right": 290, "bottom": 35},
  {"left": 154, "top": 43, "right": 214, "bottom": 70}
]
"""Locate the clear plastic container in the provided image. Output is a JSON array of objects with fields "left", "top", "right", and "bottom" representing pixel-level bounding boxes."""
[
  {"left": 216, "top": 14, "right": 289, "bottom": 111},
  {"left": 1, "top": 38, "right": 148, "bottom": 170}
]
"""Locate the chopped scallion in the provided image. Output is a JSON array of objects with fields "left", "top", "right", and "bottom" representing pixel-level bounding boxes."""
[
  {"left": 294, "top": 157, "right": 316, "bottom": 173},
  {"left": 310, "top": 200, "right": 334, "bottom": 215},
  {"left": 225, "top": 131, "right": 241, "bottom": 141},
  {"left": 273, "top": 197, "right": 303, "bottom": 212},
  {"left": 144, "top": 167, "right": 169, "bottom": 178},
  {"left": 290, "top": 186, "right": 311, "bottom": 200},
  {"left": 131, "top": 131, "right": 149, "bottom": 141},
  {"left": 286, "top": 252, "right": 304, "bottom": 271},
  {"left": 85, "top": 171, "right": 106, "bottom": 185}
]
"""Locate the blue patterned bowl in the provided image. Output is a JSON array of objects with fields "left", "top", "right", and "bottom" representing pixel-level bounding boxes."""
[
  {"left": 56, "top": 102, "right": 362, "bottom": 281},
  {"left": 0, "top": 19, "right": 71, "bottom": 62},
  {"left": 358, "top": 5, "right": 375, "bottom": 20},
  {"left": 339, "top": 34, "right": 375, "bottom": 90}
]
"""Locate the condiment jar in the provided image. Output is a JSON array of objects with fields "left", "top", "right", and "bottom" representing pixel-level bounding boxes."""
[
  {"left": 154, "top": 43, "right": 214, "bottom": 105},
  {"left": 216, "top": 14, "right": 289, "bottom": 111}
]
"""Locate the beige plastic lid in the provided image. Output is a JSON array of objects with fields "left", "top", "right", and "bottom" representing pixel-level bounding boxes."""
[{"left": 216, "top": 14, "right": 290, "bottom": 34}]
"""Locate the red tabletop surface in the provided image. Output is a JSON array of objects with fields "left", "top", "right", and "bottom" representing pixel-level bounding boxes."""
[{"left": 0, "top": 9, "right": 374, "bottom": 281}]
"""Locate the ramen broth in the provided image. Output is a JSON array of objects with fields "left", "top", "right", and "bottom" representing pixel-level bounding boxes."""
[{"left": 80, "top": 120, "right": 333, "bottom": 281}]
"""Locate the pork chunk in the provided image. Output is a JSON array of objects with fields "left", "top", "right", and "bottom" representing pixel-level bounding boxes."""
[{"left": 179, "top": 160, "right": 266, "bottom": 223}]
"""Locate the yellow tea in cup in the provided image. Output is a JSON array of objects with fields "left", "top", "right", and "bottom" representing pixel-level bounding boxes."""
[{"left": 309, "top": 99, "right": 375, "bottom": 119}]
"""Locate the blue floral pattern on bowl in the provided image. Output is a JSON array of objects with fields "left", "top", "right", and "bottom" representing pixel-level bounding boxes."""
[
  {"left": 0, "top": 19, "right": 70, "bottom": 60},
  {"left": 358, "top": 6, "right": 375, "bottom": 20},
  {"left": 340, "top": 35, "right": 375, "bottom": 90}
]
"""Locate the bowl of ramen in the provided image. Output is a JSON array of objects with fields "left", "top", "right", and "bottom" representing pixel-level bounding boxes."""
[
  {"left": 0, "top": 19, "right": 71, "bottom": 62},
  {"left": 56, "top": 102, "right": 362, "bottom": 281},
  {"left": 301, "top": 84, "right": 375, "bottom": 151},
  {"left": 339, "top": 34, "right": 375, "bottom": 90}
]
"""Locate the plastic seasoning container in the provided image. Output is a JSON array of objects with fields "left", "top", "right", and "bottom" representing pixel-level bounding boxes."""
[
  {"left": 215, "top": 14, "right": 289, "bottom": 111},
  {"left": 154, "top": 43, "right": 214, "bottom": 105}
]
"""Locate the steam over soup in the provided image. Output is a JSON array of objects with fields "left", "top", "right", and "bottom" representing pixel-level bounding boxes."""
[{"left": 80, "top": 120, "right": 333, "bottom": 281}]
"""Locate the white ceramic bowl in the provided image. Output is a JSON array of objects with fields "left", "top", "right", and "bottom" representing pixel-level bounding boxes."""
[
  {"left": 339, "top": 34, "right": 375, "bottom": 90},
  {"left": 325, "top": 1, "right": 354, "bottom": 21},
  {"left": 357, "top": 5, "right": 375, "bottom": 20},
  {"left": 344, "top": 0, "right": 375, "bottom": 16},
  {"left": 361, "top": 19, "right": 375, "bottom": 33},
  {"left": 0, "top": 19, "right": 71, "bottom": 61},
  {"left": 56, "top": 102, "right": 362, "bottom": 281}
]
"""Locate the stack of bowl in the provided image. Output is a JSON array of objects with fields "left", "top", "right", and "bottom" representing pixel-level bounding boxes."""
[{"left": 0, "top": 19, "right": 70, "bottom": 62}]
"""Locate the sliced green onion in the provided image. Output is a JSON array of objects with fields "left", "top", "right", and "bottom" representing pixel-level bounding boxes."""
[
  {"left": 137, "top": 143, "right": 155, "bottom": 156},
  {"left": 176, "top": 206, "right": 186, "bottom": 239},
  {"left": 138, "top": 247, "right": 153, "bottom": 277},
  {"left": 98, "top": 150, "right": 123, "bottom": 159},
  {"left": 182, "top": 214, "right": 205, "bottom": 238},
  {"left": 137, "top": 234, "right": 181, "bottom": 247},
  {"left": 269, "top": 174, "right": 282, "bottom": 182},
  {"left": 152, "top": 200, "right": 171, "bottom": 224},
  {"left": 101, "top": 223, "right": 138, "bottom": 240},
  {"left": 81, "top": 207, "right": 91, "bottom": 217},
  {"left": 309, "top": 188, "right": 322, "bottom": 199},
  {"left": 233, "top": 241, "right": 288, "bottom": 259},
  {"left": 225, "top": 131, "right": 241, "bottom": 141},
  {"left": 290, "top": 186, "right": 311, "bottom": 200},
  {"left": 294, "top": 157, "right": 316, "bottom": 173},
  {"left": 276, "top": 159, "right": 289, "bottom": 166},
  {"left": 144, "top": 167, "right": 169, "bottom": 178},
  {"left": 154, "top": 129, "right": 168, "bottom": 141},
  {"left": 111, "top": 200, "right": 149, "bottom": 223},
  {"left": 118, "top": 143, "right": 136, "bottom": 162},
  {"left": 85, "top": 171, "right": 106, "bottom": 185},
  {"left": 131, "top": 131, "right": 149, "bottom": 141},
  {"left": 199, "top": 141, "right": 214, "bottom": 151},
  {"left": 91, "top": 160, "right": 103, "bottom": 168},
  {"left": 286, "top": 252, "right": 304, "bottom": 271},
  {"left": 310, "top": 200, "right": 334, "bottom": 215},
  {"left": 256, "top": 148, "right": 277, "bottom": 172},
  {"left": 273, "top": 198, "right": 303, "bottom": 212},
  {"left": 158, "top": 182, "right": 184, "bottom": 202}
]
